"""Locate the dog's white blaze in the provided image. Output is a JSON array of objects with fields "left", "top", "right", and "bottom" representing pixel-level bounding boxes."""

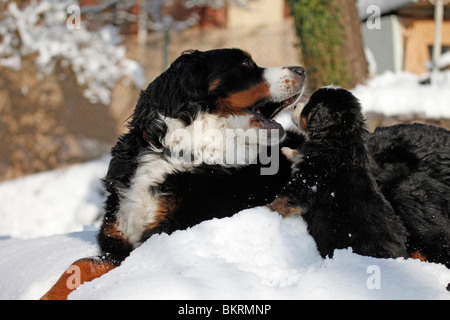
[
  {"left": 116, "top": 112, "right": 263, "bottom": 247},
  {"left": 264, "top": 67, "right": 301, "bottom": 102}
]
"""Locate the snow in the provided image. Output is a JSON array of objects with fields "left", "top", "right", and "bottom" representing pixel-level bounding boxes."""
[
  {"left": 0, "top": 156, "right": 110, "bottom": 239},
  {"left": 0, "top": 230, "right": 99, "bottom": 300},
  {"left": 1, "top": 71, "right": 450, "bottom": 300},
  {"left": 351, "top": 70, "right": 450, "bottom": 119},
  {"left": 0, "top": 207, "right": 448, "bottom": 300},
  {"left": 437, "top": 51, "right": 450, "bottom": 70},
  {"left": 67, "top": 209, "right": 449, "bottom": 300},
  {"left": 427, "top": 51, "right": 450, "bottom": 71}
]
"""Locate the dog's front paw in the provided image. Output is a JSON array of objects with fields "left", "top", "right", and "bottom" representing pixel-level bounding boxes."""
[
  {"left": 267, "top": 196, "right": 304, "bottom": 218},
  {"left": 281, "top": 147, "right": 298, "bottom": 162}
]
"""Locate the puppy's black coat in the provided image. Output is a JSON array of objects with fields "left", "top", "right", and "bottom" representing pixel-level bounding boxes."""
[{"left": 270, "top": 87, "right": 409, "bottom": 259}]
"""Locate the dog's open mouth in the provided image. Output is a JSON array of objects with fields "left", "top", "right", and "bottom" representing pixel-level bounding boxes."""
[{"left": 249, "top": 92, "right": 301, "bottom": 132}]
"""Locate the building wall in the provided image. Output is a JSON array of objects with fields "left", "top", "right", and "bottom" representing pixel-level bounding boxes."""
[
  {"left": 361, "top": 15, "right": 404, "bottom": 74},
  {"left": 227, "top": 0, "right": 285, "bottom": 29},
  {"left": 362, "top": 13, "right": 450, "bottom": 75},
  {"left": 113, "top": 2, "right": 301, "bottom": 135},
  {"left": 401, "top": 18, "right": 450, "bottom": 74}
]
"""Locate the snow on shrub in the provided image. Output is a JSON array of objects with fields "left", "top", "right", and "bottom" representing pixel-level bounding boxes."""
[{"left": 0, "top": 0, "right": 146, "bottom": 105}]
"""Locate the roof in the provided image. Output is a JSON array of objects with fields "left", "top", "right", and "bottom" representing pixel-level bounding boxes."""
[{"left": 357, "top": 0, "right": 416, "bottom": 20}]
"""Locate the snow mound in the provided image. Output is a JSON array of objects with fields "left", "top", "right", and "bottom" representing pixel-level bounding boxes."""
[{"left": 1, "top": 208, "right": 449, "bottom": 300}]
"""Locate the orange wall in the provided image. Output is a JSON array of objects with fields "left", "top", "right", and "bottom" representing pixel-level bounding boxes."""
[{"left": 402, "top": 18, "right": 450, "bottom": 74}]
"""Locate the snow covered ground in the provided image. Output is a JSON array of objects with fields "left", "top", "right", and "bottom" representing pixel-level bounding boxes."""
[
  {"left": 1, "top": 206, "right": 449, "bottom": 300},
  {"left": 352, "top": 70, "right": 450, "bottom": 119},
  {"left": 0, "top": 155, "right": 109, "bottom": 239},
  {"left": 1, "top": 71, "right": 450, "bottom": 300}
]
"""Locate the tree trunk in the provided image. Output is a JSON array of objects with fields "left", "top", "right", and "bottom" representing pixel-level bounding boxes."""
[
  {"left": 336, "top": 0, "right": 368, "bottom": 88},
  {"left": 288, "top": 0, "right": 368, "bottom": 91}
]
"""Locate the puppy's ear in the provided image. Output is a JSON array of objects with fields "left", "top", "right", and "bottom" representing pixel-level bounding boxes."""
[
  {"left": 130, "top": 51, "right": 209, "bottom": 149},
  {"left": 303, "top": 103, "right": 334, "bottom": 135},
  {"left": 299, "top": 111, "right": 313, "bottom": 132}
]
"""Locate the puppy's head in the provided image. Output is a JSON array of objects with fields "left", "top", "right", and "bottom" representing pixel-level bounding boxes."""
[
  {"left": 293, "top": 86, "right": 367, "bottom": 140},
  {"left": 131, "top": 48, "right": 306, "bottom": 148}
]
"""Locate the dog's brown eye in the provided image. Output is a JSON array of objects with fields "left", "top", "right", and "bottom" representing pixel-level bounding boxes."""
[{"left": 241, "top": 60, "right": 250, "bottom": 67}]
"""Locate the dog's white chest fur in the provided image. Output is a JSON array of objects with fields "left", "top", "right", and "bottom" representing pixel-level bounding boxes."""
[{"left": 115, "top": 113, "right": 264, "bottom": 247}]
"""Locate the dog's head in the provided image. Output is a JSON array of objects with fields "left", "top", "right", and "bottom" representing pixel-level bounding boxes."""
[
  {"left": 131, "top": 48, "right": 305, "bottom": 151},
  {"left": 292, "top": 86, "right": 367, "bottom": 140}
]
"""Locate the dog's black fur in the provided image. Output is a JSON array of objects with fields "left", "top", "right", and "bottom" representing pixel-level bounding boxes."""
[
  {"left": 269, "top": 87, "right": 409, "bottom": 259},
  {"left": 369, "top": 123, "right": 450, "bottom": 267}
]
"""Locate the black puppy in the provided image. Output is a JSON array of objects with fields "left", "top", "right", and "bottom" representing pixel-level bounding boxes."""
[{"left": 269, "top": 86, "right": 409, "bottom": 259}]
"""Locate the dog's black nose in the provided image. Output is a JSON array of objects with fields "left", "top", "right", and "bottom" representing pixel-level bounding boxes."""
[{"left": 288, "top": 66, "right": 305, "bottom": 77}]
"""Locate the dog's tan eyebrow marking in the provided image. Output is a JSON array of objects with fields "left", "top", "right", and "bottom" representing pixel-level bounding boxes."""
[
  {"left": 208, "top": 78, "right": 221, "bottom": 92},
  {"left": 243, "top": 51, "right": 252, "bottom": 58}
]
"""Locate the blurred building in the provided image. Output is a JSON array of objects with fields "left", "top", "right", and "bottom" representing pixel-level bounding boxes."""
[
  {"left": 112, "top": 0, "right": 301, "bottom": 134},
  {"left": 358, "top": 0, "right": 450, "bottom": 74},
  {"left": 131, "top": 0, "right": 300, "bottom": 73}
]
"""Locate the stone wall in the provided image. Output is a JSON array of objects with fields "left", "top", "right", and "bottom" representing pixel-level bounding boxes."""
[{"left": 0, "top": 58, "right": 117, "bottom": 181}]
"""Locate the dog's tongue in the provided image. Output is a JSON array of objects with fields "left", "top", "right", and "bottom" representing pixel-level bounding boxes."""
[
  {"left": 260, "top": 117, "right": 285, "bottom": 139},
  {"left": 251, "top": 105, "right": 285, "bottom": 139}
]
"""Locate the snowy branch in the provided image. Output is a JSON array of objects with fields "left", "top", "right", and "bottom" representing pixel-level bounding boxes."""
[{"left": 0, "top": 0, "right": 146, "bottom": 105}]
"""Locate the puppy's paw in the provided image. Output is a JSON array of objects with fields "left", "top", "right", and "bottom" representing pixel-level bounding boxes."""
[{"left": 281, "top": 147, "right": 298, "bottom": 162}]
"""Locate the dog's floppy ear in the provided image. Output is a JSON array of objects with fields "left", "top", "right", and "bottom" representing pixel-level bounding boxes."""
[
  {"left": 158, "top": 50, "right": 210, "bottom": 120},
  {"left": 130, "top": 50, "right": 209, "bottom": 149}
]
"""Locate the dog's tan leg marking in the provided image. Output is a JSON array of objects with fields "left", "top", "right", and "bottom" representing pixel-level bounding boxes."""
[
  {"left": 410, "top": 251, "right": 427, "bottom": 262},
  {"left": 40, "top": 258, "right": 116, "bottom": 300}
]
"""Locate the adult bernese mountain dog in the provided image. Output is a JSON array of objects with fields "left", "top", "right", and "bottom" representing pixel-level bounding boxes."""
[
  {"left": 41, "top": 48, "right": 306, "bottom": 299},
  {"left": 269, "top": 86, "right": 450, "bottom": 270}
]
